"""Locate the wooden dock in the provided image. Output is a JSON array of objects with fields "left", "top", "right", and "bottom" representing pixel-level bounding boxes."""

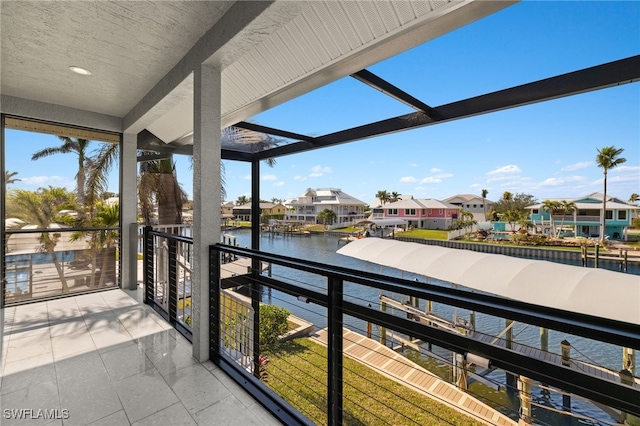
[{"left": 311, "top": 328, "right": 516, "bottom": 426}]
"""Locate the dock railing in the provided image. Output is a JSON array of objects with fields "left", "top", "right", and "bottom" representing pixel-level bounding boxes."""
[{"left": 143, "top": 228, "right": 640, "bottom": 425}]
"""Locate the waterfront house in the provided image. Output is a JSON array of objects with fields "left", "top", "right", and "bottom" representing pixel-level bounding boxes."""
[
  {"left": 527, "top": 192, "right": 639, "bottom": 239},
  {"left": 1, "top": 1, "right": 638, "bottom": 425},
  {"left": 443, "top": 194, "right": 493, "bottom": 222},
  {"left": 232, "top": 202, "right": 285, "bottom": 222},
  {"left": 284, "top": 188, "right": 367, "bottom": 225},
  {"left": 377, "top": 198, "right": 460, "bottom": 230}
]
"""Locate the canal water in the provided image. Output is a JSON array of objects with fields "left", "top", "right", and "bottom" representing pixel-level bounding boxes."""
[{"left": 225, "top": 229, "right": 636, "bottom": 424}]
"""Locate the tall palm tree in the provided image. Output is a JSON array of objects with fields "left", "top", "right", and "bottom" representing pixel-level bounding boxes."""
[
  {"left": 556, "top": 200, "right": 577, "bottom": 237},
  {"left": 236, "top": 195, "right": 250, "bottom": 206},
  {"left": 481, "top": 188, "right": 488, "bottom": 221},
  {"left": 32, "top": 136, "right": 92, "bottom": 206},
  {"left": 541, "top": 200, "right": 560, "bottom": 237},
  {"left": 376, "top": 190, "right": 390, "bottom": 205},
  {"left": 629, "top": 193, "right": 639, "bottom": 205},
  {"left": 139, "top": 158, "right": 188, "bottom": 226},
  {"left": 9, "top": 187, "right": 76, "bottom": 293},
  {"left": 390, "top": 191, "right": 400, "bottom": 203},
  {"left": 5, "top": 170, "right": 20, "bottom": 185},
  {"left": 596, "top": 146, "right": 626, "bottom": 244}
]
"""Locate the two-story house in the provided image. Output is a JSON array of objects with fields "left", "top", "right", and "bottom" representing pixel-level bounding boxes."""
[
  {"left": 284, "top": 188, "right": 367, "bottom": 224},
  {"left": 443, "top": 194, "right": 493, "bottom": 222},
  {"left": 527, "top": 192, "right": 639, "bottom": 239},
  {"left": 377, "top": 198, "right": 460, "bottom": 230},
  {"left": 233, "top": 202, "right": 285, "bottom": 222}
]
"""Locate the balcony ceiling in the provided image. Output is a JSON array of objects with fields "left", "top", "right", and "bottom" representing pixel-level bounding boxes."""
[
  {"left": 1, "top": 1, "right": 514, "bottom": 153},
  {"left": 2, "top": 1, "right": 638, "bottom": 161}
]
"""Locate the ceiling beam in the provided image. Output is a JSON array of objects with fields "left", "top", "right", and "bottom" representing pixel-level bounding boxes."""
[
  {"left": 234, "top": 121, "right": 319, "bottom": 144},
  {"left": 258, "top": 55, "right": 640, "bottom": 159},
  {"left": 351, "top": 69, "right": 438, "bottom": 118}
]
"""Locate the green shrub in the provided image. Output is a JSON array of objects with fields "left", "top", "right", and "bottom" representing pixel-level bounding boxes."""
[{"left": 260, "top": 305, "right": 290, "bottom": 347}]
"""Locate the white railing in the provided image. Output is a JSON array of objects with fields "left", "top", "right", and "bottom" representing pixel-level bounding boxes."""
[{"left": 447, "top": 224, "right": 479, "bottom": 240}]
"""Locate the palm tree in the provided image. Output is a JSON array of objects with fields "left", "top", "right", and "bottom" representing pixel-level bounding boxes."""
[
  {"left": 376, "top": 190, "right": 390, "bottom": 205},
  {"left": 139, "top": 158, "right": 188, "bottom": 226},
  {"left": 5, "top": 170, "right": 20, "bottom": 185},
  {"left": 236, "top": 195, "right": 250, "bottom": 206},
  {"left": 629, "top": 193, "right": 639, "bottom": 205},
  {"left": 32, "top": 136, "right": 92, "bottom": 207},
  {"left": 481, "top": 188, "right": 488, "bottom": 221},
  {"left": 9, "top": 187, "right": 76, "bottom": 293},
  {"left": 596, "top": 146, "right": 626, "bottom": 244},
  {"left": 317, "top": 208, "right": 337, "bottom": 228},
  {"left": 389, "top": 192, "right": 400, "bottom": 203},
  {"left": 556, "top": 200, "right": 577, "bottom": 237},
  {"left": 541, "top": 200, "right": 560, "bottom": 237}
]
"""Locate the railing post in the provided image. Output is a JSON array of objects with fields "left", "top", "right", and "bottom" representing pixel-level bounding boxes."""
[
  {"left": 209, "top": 246, "right": 221, "bottom": 360},
  {"left": 168, "top": 238, "right": 178, "bottom": 324},
  {"left": 561, "top": 340, "right": 572, "bottom": 415},
  {"left": 327, "top": 276, "right": 344, "bottom": 426},
  {"left": 143, "top": 226, "right": 154, "bottom": 304},
  {"left": 251, "top": 258, "right": 261, "bottom": 380}
]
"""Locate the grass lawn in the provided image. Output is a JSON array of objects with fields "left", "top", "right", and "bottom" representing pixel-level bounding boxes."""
[
  {"left": 396, "top": 229, "right": 449, "bottom": 240},
  {"left": 263, "top": 338, "right": 484, "bottom": 426},
  {"left": 330, "top": 226, "right": 360, "bottom": 233}
]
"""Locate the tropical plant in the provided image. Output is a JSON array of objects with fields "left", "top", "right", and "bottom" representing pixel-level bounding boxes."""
[
  {"left": 376, "top": 190, "right": 390, "bottom": 205},
  {"left": 596, "top": 146, "right": 626, "bottom": 244},
  {"left": 236, "top": 195, "right": 250, "bottom": 206},
  {"left": 541, "top": 200, "right": 561, "bottom": 237},
  {"left": 455, "top": 209, "right": 476, "bottom": 236},
  {"left": 629, "top": 193, "right": 639, "bottom": 205},
  {"left": 8, "top": 187, "right": 76, "bottom": 293},
  {"left": 77, "top": 203, "right": 119, "bottom": 288},
  {"left": 389, "top": 191, "right": 400, "bottom": 203},
  {"left": 481, "top": 188, "right": 488, "bottom": 221},
  {"left": 5, "top": 170, "right": 20, "bottom": 185},
  {"left": 492, "top": 193, "right": 536, "bottom": 216},
  {"left": 502, "top": 209, "right": 526, "bottom": 233},
  {"left": 259, "top": 304, "right": 290, "bottom": 347},
  {"left": 556, "top": 200, "right": 577, "bottom": 237},
  {"left": 317, "top": 208, "right": 337, "bottom": 227},
  {"left": 139, "top": 158, "right": 188, "bottom": 226},
  {"left": 32, "top": 136, "right": 92, "bottom": 207}
]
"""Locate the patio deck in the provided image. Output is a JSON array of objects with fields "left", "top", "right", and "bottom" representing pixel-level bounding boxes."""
[{"left": 0, "top": 289, "right": 280, "bottom": 426}]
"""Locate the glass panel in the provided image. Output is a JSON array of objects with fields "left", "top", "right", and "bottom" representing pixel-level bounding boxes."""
[{"left": 3, "top": 123, "right": 121, "bottom": 305}]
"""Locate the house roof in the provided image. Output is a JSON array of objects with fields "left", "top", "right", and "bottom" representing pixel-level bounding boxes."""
[
  {"left": 443, "top": 194, "right": 493, "bottom": 204},
  {"left": 381, "top": 198, "right": 458, "bottom": 210},
  {"left": 527, "top": 194, "right": 640, "bottom": 210},
  {"left": 291, "top": 188, "right": 366, "bottom": 206},
  {"left": 233, "top": 202, "right": 280, "bottom": 210}
]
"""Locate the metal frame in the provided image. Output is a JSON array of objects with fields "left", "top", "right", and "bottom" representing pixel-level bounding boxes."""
[{"left": 136, "top": 55, "right": 639, "bottom": 162}]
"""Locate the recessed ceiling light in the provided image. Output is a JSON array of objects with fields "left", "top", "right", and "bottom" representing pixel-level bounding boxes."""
[{"left": 69, "top": 66, "right": 92, "bottom": 76}]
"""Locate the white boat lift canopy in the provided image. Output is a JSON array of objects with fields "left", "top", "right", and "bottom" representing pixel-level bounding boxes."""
[{"left": 337, "top": 238, "right": 640, "bottom": 325}]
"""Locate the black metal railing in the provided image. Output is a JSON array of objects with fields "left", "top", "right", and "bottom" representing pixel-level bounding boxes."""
[
  {"left": 143, "top": 226, "right": 193, "bottom": 340},
  {"left": 142, "top": 228, "right": 640, "bottom": 425}
]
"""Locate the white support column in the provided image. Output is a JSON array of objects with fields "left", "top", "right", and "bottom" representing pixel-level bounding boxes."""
[
  {"left": 121, "top": 133, "right": 138, "bottom": 290},
  {"left": 192, "top": 64, "right": 221, "bottom": 362}
]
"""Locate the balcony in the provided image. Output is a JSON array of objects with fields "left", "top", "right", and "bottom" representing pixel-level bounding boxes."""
[
  {"left": 141, "top": 229, "right": 640, "bottom": 425},
  {"left": 0, "top": 289, "right": 280, "bottom": 425}
]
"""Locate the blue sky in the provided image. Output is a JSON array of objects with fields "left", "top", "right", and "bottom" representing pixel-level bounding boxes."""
[{"left": 4, "top": 1, "right": 639, "bottom": 206}]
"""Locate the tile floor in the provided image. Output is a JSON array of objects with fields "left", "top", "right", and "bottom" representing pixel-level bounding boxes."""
[{"left": 0, "top": 289, "right": 281, "bottom": 425}]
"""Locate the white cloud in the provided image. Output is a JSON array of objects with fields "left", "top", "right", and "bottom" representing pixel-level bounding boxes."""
[
  {"left": 487, "top": 165, "right": 521, "bottom": 176},
  {"left": 561, "top": 161, "right": 592, "bottom": 172},
  {"left": 262, "top": 174, "right": 277, "bottom": 181},
  {"left": 410, "top": 163, "right": 418, "bottom": 168},
  {"left": 430, "top": 167, "right": 442, "bottom": 173},
  {"left": 420, "top": 176, "right": 442, "bottom": 184},
  {"left": 400, "top": 176, "right": 417, "bottom": 183},
  {"left": 308, "top": 173, "right": 323, "bottom": 178},
  {"left": 273, "top": 181, "right": 285, "bottom": 187},
  {"left": 293, "top": 175, "right": 306, "bottom": 181},
  {"left": 243, "top": 174, "right": 251, "bottom": 180},
  {"left": 539, "top": 176, "right": 588, "bottom": 187},
  {"left": 19, "top": 176, "right": 75, "bottom": 189},
  {"left": 310, "top": 165, "right": 332, "bottom": 174},
  {"left": 469, "top": 183, "right": 482, "bottom": 189}
]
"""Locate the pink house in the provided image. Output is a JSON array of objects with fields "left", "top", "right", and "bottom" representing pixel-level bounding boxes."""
[{"left": 374, "top": 198, "right": 460, "bottom": 230}]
